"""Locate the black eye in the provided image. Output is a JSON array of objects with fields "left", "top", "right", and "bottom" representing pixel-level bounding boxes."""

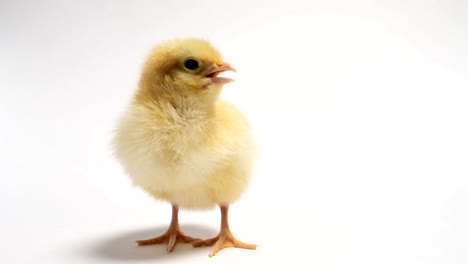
[{"left": 184, "top": 59, "right": 200, "bottom": 71}]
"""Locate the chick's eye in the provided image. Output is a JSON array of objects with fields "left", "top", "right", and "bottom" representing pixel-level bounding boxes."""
[{"left": 184, "top": 59, "right": 199, "bottom": 71}]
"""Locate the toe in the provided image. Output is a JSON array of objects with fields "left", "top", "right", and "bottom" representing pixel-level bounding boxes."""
[
  {"left": 136, "top": 235, "right": 168, "bottom": 246},
  {"left": 167, "top": 234, "right": 177, "bottom": 252},
  {"left": 232, "top": 239, "right": 257, "bottom": 250},
  {"left": 209, "top": 240, "right": 234, "bottom": 257},
  {"left": 191, "top": 236, "right": 219, "bottom": 247}
]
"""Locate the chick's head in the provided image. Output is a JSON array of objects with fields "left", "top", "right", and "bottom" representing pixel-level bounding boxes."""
[{"left": 139, "top": 38, "right": 235, "bottom": 102}]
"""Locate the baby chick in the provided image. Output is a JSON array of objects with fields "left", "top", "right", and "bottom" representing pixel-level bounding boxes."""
[{"left": 113, "top": 38, "right": 256, "bottom": 256}]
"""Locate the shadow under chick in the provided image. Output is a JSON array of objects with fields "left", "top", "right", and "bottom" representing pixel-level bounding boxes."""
[{"left": 86, "top": 224, "right": 217, "bottom": 261}]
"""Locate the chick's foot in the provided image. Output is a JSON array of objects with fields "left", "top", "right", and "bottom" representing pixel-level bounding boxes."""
[
  {"left": 136, "top": 205, "right": 201, "bottom": 252},
  {"left": 191, "top": 205, "right": 256, "bottom": 257},
  {"left": 192, "top": 228, "right": 256, "bottom": 257},
  {"left": 137, "top": 228, "right": 200, "bottom": 252}
]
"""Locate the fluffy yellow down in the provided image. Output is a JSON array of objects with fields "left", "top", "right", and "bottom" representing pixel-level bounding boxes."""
[{"left": 113, "top": 99, "right": 256, "bottom": 209}]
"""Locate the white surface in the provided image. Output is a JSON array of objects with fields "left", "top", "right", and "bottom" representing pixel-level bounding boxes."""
[{"left": 1, "top": 0, "right": 468, "bottom": 263}]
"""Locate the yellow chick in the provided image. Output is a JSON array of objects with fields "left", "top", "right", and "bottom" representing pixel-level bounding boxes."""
[{"left": 113, "top": 38, "right": 256, "bottom": 257}]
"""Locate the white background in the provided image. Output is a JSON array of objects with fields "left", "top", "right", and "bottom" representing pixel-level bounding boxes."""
[{"left": 1, "top": 0, "right": 467, "bottom": 263}]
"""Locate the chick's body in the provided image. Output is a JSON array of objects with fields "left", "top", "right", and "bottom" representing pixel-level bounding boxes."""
[
  {"left": 114, "top": 99, "right": 255, "bottom": 209},
  {"left": 113, "top": 39, "right": 256, "bottom": 256}
]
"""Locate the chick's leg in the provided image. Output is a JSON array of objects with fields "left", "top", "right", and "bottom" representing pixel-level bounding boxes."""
[
  {"left": 192, "top": 205, "right": 256, "bottom": 257},
  {"left": 137, "top": 204, "right": 200, "bottom": 252}
]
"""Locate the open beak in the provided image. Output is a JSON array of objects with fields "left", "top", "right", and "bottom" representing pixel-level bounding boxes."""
[{"left": 204, "top": 62, "right": 236, "bottom": 84}]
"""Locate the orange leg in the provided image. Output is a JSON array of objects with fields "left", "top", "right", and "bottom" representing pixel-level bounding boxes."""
[
  {"left": 192, "top": 205, "right": 256, "bottom": 257},
  {"left": 137, "top": 204, "right": 201, "bottom": 252}
]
